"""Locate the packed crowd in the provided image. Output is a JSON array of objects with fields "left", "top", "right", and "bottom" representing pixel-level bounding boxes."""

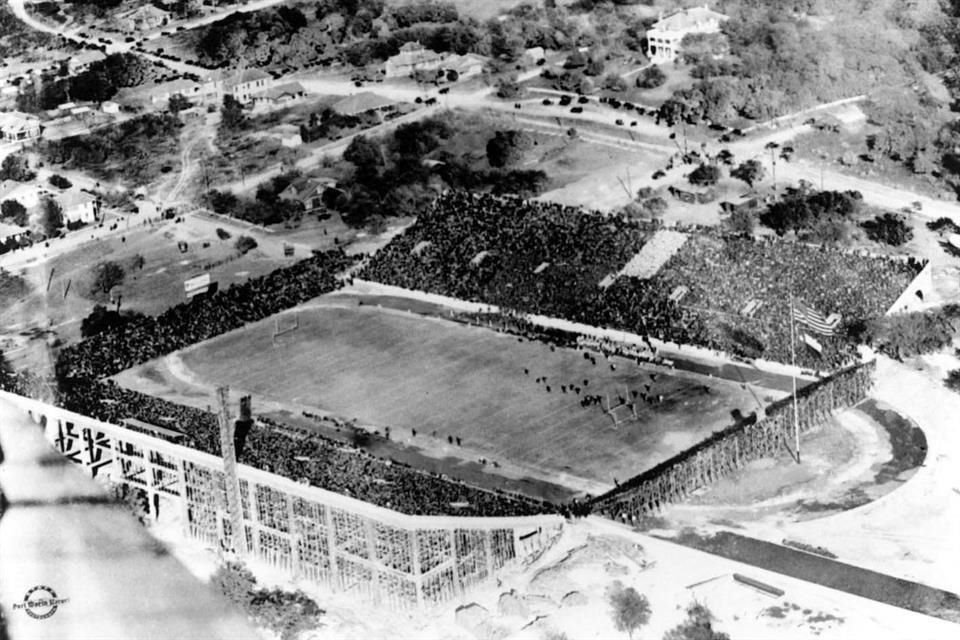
[
  {"left": 361, "top": 192, "right": 925, "bottom": 370},
  {"left": 651, "top": 236, "right": 924, "bottom": 369},
  {"left": 1, "top": 249, "right": 552, "bottom": 518}
]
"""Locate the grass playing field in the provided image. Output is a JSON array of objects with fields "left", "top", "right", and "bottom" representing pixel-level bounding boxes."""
[{"left": 135, "top": 296, "right": 761, "bottom": 494}]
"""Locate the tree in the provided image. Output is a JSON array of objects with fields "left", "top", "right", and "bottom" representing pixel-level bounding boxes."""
[
  {"left": 220, "top": 94, "right": 246, "bottom": 130},
  {"left": 446, "top": 68, "right": 459, "bottom": 82},
  {"left": 0, "top": 153, "right": 36, "bottom": 182},
  {"left": 486, "top": 130, "right": 532, "bottom": 168},
  {"left": 168, "top": 93, "right": 192, "bottom": 115},
  {"left": 235, "top": 235, "right": 258, "bottom": 254},
  {"left": 688, "top": 163, "right": 721, "bottom": 187},
  {"left": 946, "top": 369, "right": 960, "bottom": 393},
  {"left": 343, "top": 135, "right": 384, "bottom": 169},
  {"left": 861, "top": 212, "right": 913, "bottom": 246},
  {"left": 216, "top": 227, "right": 232, "bottom": 240},
  {"left": 91, "top": 261, "right": 125, "bottom": 295},
  {"left": 602, "top": 73, "right": 628, "bottom": 92},
  {"left": 607, "top": 582, "right": 650, "bottom": 640},
  {"left": 48, "top": 174, "right": 72, "bottom": 189},
  {"left": 584, "top": 58, "right": 605, "bottom": 76},
  {"left": 731, "top": 159, "right": 765, "bottom": 187},
  {"left": 39, "top": 197, "right": 63, "bottom": 237},
  {"left": 664, "top": 603, "right": 730, "bottom": 640},
  {"left": 636, "top": 65, "right": 666, "bottom": 89},
  {"left": 80, "top": 304, "right": 145, "bottom": 338},
  {"left": 1, "top": 200, "right": 28, "bottom": 227},
  {"left": 495, "top": 76, "right": 521, "bottom": 99}
]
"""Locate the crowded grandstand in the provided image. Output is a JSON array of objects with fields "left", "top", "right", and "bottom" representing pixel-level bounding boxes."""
[{"left": 360, "top": 192, "right": 926, "bottom": 370}]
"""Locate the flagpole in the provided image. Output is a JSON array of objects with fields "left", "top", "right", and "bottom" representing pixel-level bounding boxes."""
[{"left": 789, "top": 294, "right": 800, "bottom": 464}]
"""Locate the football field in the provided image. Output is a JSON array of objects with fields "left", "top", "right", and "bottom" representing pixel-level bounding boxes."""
[{"left": 130, "top": 298, "right": 763, "bottom": 492}]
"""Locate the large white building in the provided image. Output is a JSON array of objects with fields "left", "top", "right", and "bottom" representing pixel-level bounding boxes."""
[
  {"left": 0, "top": 111, "right": 41, "bottom": 143},
  {"left": 384, "top": 42, "right": 443, "bottom": 79},
  {"left": 646, "top": 4, "right": 728, "bottom": 64}
]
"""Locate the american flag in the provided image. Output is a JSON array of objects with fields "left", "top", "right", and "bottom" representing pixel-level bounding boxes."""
[{"left": 792, "top": 299, "right": 838, "bottom": 336}]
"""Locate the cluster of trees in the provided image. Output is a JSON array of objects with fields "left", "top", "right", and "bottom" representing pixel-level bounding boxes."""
[
  {"left": 205, "top": 173, "right": 305, "bottom": 226},
  {"left": 41, "top": 114, "right": 183, "bottom": 185},
  {"left": 0, "top": 153, "right": 35, "bottom": 182},
  {"left": 330, "top": 116, "right": 548, "bottom": 227},
  {"left": 658, "top": 1, "right": 933, "bottom": 125},
  {"left": 852, "top": 305, "right": 960, "bottom": 361},
  {"left": 90, "top": 260, "right": 125, "bottom": 296},
  {"left": 298, "top": 106, "right": 365, "bottom": 143},
  {"left": 17, "top": 53, "right": 157, "bottom": 112},
  {"left": 0, "top": 200, "right": 28, "bottom": 227},
  {"left": 861, "top": 212, "right": 913, "bottom": 246},
  {"left": 210, "top": 562, "right": 323, "bottom": 640},
  {"left": 486, "top": 130, "right": 532, "bottom": 168},
  {"left": 80, "top": 304, "right": 146, "bottom": 339},
  {"left": 0, "top": 5, "right": 59, "bottom": 58},
  {"left": 759, "top": 187, "right": 863, "bottom": 237}
]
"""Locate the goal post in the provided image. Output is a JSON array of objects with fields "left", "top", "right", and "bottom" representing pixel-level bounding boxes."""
[{"left": 272, "top": 312, "right": 300, "bottom": 345}]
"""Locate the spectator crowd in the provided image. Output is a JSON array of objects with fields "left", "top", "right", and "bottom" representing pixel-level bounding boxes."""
[{"left": 361, "top": 192, "right": 924, "bottom": 370}]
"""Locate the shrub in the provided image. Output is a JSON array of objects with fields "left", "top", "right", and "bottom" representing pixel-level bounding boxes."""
[
  {"left": 216, "top": 227, "right": 231, "bottom": 240},
  {"left": 688, "top": 163, "right": 721, "bottom": 187},
  {"left": 235, "top": 235, "right": 258, "bottom": 254},
  {"left": 945, "top": 369, "right": 960, "bottom": 393},
  {"left": 861, "top": 213, "right": 913, "bottom": 246},
  {"left": 636, "top": 65, "right": 666, "bottom": 89},
  {"left": 48, "top": 174, "right": 73, "bottom": 189}
]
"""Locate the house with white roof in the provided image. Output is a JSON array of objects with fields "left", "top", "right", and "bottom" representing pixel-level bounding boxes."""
[
  {"left": 224, "top": 69, "right": 273, "bottom": 104},
  {"left": 59, "top": 190, "right": 99, "bottom": 224},
  {"left": 384, "top": 42, "right": 443, "bottom": 78},
  {"left": 0, "top": 111, "right": 41, "bottom": 143},
  {"left": 646, "top": 3, "right": 728, "bottom": 64}
]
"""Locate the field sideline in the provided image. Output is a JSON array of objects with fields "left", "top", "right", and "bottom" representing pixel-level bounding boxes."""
[{"left": 118, "top": 296, "right": 766, "bottom": 495}]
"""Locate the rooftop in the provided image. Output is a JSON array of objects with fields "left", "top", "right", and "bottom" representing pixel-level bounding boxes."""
[
  {"left": 0, "top": 110, "right": 40, "bottom": 131},
  {"left": 332, "top": 92, "right": 398, "bottom": 116},
  {"left": 652, "top": 4, "right": 728, "bottom": 32}
]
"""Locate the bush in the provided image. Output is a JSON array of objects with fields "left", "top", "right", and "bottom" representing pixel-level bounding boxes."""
[
  {"left": 0, "top": 153, "right": 35, "bottom": 182},
  {"left": 945, "top": 369, "right": 960, "bottom": 393},
  {"left": 636, "top": 65, "right": 666, "bottom": 89},
  {"left": 730, "top": 159, "right": 765, "bottom": 187},
  {"left": 216, "top": 227, "right": 231, "bottom": 240},
  {"left": 235, "top": 235, "right": 258, "bottom": 254},
  {"left": 861, "top": 213, "right": 913, "bottom": 246},
  {"left": 91, "top": 261, "right": 125, "bottom": 295},
  {"left": 486, "top": 130, "right": 532, "bottom": 168},
  {"left": 688, "top": 163, "right": 721, "bottom": 187},
  {"left": 48, "top": 174, "right": 72, "bottom": 189},
  {"left": 602, "top": 73, "right": 628, "bottom": 92}
]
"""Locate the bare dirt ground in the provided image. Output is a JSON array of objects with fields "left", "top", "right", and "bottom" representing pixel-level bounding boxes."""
[{"left": 149, "top": 509, "right": 958, "bottom": 640}]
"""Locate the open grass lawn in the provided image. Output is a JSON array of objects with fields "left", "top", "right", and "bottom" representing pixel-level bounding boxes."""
[{"left": 172, "top": 302, "right": 758, "bottom": 488}]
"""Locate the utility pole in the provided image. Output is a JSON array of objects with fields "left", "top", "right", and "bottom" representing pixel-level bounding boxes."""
[{"left": 788, "top": 296, "right": 800, "bottom": 464}]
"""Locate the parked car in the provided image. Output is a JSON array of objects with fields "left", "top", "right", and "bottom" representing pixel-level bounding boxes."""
[{"left": 542, "top": 98, "right": 553, "bottom": 106}]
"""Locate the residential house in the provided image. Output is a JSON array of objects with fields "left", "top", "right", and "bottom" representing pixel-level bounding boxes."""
[
  {"left": 384, "top": 42, "right": 443, "bottom": 79},
  {"left": 115, "top": 5, "right": 169, "bottom": 32},
  {"left": 442, "top": 53, "right": 487, "bottom": 80},
  {"left": 331, "top": 92, "right": 397, "bottom": 117},
  {"left": 522, "top": 47, "right": 545, "bottom": 65},
  {"left": 67, "top": 50, "right": 107, "bottom": 76},
  {"left": 0, "top": 111, "right": 41, "bottom": 142},
  {"left": 224, "top": 69, "right": 273, "bottom": 104},
  {"left": 253, "top": 82, "right": 306, "bottom": 109},
  {"left": 59, "top": 190, "right": 99, "bottom": 225},
  {"left": 278, "top": 176, "right": 335, "bottom": 211},
  {"left": 0, "top": 221, "right": 29, "bottom": 246},
  {"left": 646, "top": 3, "right": 728, "bottom": 64}
]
